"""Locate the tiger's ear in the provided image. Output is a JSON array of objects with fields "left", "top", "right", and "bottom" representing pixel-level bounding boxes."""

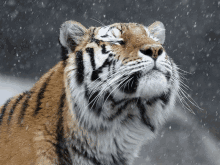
[
  {"left": 59, "top": 21, "right": 87, "bottom": 52},
  {"left": 147, "top": 21, "right": 165, "bottom": 44}
]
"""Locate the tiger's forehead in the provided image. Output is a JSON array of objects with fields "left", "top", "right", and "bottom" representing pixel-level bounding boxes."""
[
  {"left": 84, "top": 23, "right": 162, "bottom": 62},
  {"left": 92, "top": 23, "right": 146, "bottom": 36},
  {"left": 90, "top": 23, "right": 160, "bottom": 46},
  {"left": 93, "top": 23, "right": 146, "bottom": 34}
]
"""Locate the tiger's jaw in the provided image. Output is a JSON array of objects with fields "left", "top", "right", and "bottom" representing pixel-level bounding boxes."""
[
  {"left": 111, "top": 71, "right": 168, "bottom": 100},
  {"left": 136, "top": 70, "right": 169, "bottom": 98},
  {"left": 113, "top": 62, "right": 172, "bottom": 101}
]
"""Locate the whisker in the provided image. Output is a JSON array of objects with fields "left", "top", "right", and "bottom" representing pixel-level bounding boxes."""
[
  {"left": 172, "top": 76, "right": 191, "bottom": 90},
  {"left": 87, "top": 65, "right": 144, "bottom": 110},
  {"left": 177, "top": 92, "right": 195, "bottom": 114},
  {"left": 103, "top": 77, "right": 132, "bottom": 106},
  {"left": 90, "top": 17, "right": 105, "bottom": 26},
  {"left": 176, "top": 66, "right": 192, "bottom": 75},
  {"left": 89, "top": 76, "right": 129, "bottom": 110},
  {"left": 177, "top": 90, "right": 195, "bottom": 114},
  {"left": 179, "top": 88, "right": 202, "bottom": 110}
]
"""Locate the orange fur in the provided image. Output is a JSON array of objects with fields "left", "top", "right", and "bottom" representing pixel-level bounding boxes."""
[
  {"left": 0, "top": 61, "right": 70, "bottom": 165},
  {"left": 111, "top": 23, "right": 162, "bottom": 63}
]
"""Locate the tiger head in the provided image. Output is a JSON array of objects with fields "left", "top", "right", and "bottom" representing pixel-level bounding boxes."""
[{"left": 60, "top": 21, "right": 180, "bottom": 132}]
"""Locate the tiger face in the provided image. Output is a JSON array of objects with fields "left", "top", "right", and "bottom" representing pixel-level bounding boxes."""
[{"left": 60, "top": 21, "right": 179, "bottom": 132}]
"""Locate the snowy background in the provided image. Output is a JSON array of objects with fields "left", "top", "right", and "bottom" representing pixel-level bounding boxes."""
[{"left": 0, "top": 0, "right": 220, "bottom": 164}]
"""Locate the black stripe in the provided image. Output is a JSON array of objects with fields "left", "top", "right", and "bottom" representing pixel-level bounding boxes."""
[
  {"left": 120, "top": 114, "right": 135, "bottom": 125},
  {"left": 86, "top": 48, "right": 100, "bottom": 81},
  {"left": 119, "top": 72, "right": 140, "bottom": 94},
  {"left": 107, "top": 99, "right": 135, "bottom": 121},
  {"left": 117, "top": 40, "right": 125, "bottom": 45},
  {"left": 18, "top": 91, "right": 32, "bottom": 125},
  {"left": 75, "top": 50, "right": 84, "bottom": 85},
  {"left": 33, "top": 72, "right": 54, "bottom": 116},
  {"left": 146, "top": 89, "right": 171, "bottom": 107},
  {"left": 101, "top": 58, "right": 111, "bottom": 68},
  {"left": 89, "top": 56, "right": 113, "bottom": 82},
  {"left": 107, "top": 26, "right": 116, "bottom": 33},
  {"left": 146, "top": 97, "right": 159, "bottom": 106},
  {"left": 101, "top": 44, "right": 110, "bottom": 54},
  {"left": 86, "top": 48, "right": 96, "bottom": 70},
  {"left": 165, "top": 71, "right": 171, "bottom": 81},
  {"left": 73, "top": 103, "right": 82, "bottom": 122},
  {"left": 103, "top": 91, "right": 116, "bottom": 105},
  {"left": 0, "top": 98, "right": 11, "bottom": 125},
  {"left": 91, "top": 38, "right": 100, "bottom": 45},
  {"left": 71, "top": 145, "right": 102, "bottom": 165},
  {"left": 112, "top": 60, "right": 116, "bottom": 74},
  {"left": 111, "top": 153, "right": 127, "bottom": 165},
  {"left": 91, "top": 71, "right": 100, "bottom": 81},
  {"left": 112, "top": 138, "right": 127, "bottom": 165},
  {"left": 90, "top": 28, "right": 100, "bottom": 45},
  {"left": 137, "top": 99, "right": 155, "bottom": 132},
  {"left": 56, "top": 89, "right": 72, "bottom": 164},
  {"left": 114, "top": 138, "right": 120, "bottom": 150},
  {"left": 8, "top": 92, "right": 26, "bottom": 125},
  {"left": 100, "top": 34, "right": 108, "bottom": 38},
  {"left": 159, "top": 89, "right": 171, "bottom": 107},
  {"left": 61, "top": 45, "right": 69, "bottom": 61},
  {"left": 107, "top": 62, "right": 111, "bottom": 80},
  {"left": 74, "top": 102, "right": 108, "bottom": 132},
  {"left": 93, "top": 57, "right": 111, "bottom": 77},
  {"left": 120, "top": 24, "right": 123, "bottom": 34}
]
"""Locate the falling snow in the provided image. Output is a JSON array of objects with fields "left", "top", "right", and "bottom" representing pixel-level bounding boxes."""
[{"left": 0, "top": 0, "right": 219, "bottom": 164}]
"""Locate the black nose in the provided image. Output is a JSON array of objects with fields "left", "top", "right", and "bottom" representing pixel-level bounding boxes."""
[
  {"left": 140, "top": 46, "right": 163, "bottom": 59},
  {"left": 140, "top": 49, "right": 153, "bottom": 56}
]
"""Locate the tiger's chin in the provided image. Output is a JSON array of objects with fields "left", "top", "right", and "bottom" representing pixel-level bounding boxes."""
[{"left": 137, "top": 70, "right": 169, "bottom": 99}]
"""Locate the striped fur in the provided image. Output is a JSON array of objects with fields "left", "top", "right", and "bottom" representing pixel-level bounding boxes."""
[{"left": 0, "top": 21, "right": 180, "bottom": 165}]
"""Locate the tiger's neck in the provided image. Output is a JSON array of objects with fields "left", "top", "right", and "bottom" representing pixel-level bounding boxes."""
[
  {"left": 62, "top": 62, "right": 166, "bottom": 164},
  {"left": 64, "top": 90, "right": 156, "bottom": 165}
]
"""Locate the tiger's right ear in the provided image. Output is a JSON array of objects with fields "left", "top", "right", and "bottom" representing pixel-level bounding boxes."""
[{"left": 59, "top": 21, "right": 87, "bottom": 52}]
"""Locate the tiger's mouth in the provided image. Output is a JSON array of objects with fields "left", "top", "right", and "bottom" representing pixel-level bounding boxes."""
[
  {"left": 118, "top": 68, "right": 170, "bottom": 98},
  {"left": 147, "top": 67, "right": 171, "bottom": 81}
]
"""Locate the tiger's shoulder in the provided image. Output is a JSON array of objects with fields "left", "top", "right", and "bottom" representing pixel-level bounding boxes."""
[{"left": 0, "top": 61, "right": 73, "bottom": 164}]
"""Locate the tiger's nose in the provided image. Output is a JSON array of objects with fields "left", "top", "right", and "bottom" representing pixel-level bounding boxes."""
[{"left": 140, "top": 45, "right": 163, "bottom": 59}]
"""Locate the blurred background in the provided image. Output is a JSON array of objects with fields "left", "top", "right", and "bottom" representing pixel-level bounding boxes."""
[{"left": 0, "top": 0, "right": 219, "bottom": 164}]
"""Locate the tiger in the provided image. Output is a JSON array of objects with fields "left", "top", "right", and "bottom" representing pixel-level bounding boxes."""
[{"left": 0, "top": 20, "right": 180, "bottom": 165}]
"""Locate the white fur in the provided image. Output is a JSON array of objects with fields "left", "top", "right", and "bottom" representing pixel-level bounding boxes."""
[{"left": 97, "top": 26, "right": 123, "bottom": 43}]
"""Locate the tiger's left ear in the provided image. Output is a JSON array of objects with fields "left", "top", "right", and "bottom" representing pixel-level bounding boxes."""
[
  {"left": 147, "top": 21, "right": 165, "bottom": 44},
  {"left": 59, "top": 20, "right": 87, "bottom": 52}
]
